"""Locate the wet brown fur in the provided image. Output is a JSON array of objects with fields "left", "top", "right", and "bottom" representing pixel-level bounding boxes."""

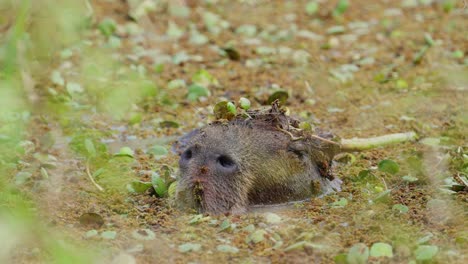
[{"left": 175, "top": 104, "right": 342, "bottom": 214}]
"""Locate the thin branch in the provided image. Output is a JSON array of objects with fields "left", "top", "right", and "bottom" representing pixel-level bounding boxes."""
[
  {"left": 310, "top": 135, "right": 341, "bottom": 147},
  {"left": 277, "top": 126, "right": 303, "bottom": 141},
  {"left": 86, "top": 158, "right": 104, "bottom": 192},
  {"left": 340, "top": 132, "right": 418, "bottom": 152}
]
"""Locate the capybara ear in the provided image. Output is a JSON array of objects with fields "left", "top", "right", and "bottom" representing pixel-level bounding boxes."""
[
  {"left": 287, "top": 135, "right": 341, "bottom": 182},
  {"left": 171, "top": 129, "right": 200, "bottom": 155}
]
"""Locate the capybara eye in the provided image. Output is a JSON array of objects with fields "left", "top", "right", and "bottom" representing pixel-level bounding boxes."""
[
  {"left": 182, "top": 149, "right": 192, "bottom": 160},
  {"left": 217, "top": 155, "right": 235, "bottom": 168}
]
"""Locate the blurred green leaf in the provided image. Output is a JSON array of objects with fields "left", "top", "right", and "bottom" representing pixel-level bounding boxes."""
[
  {"left": 15, "top": 171, "right": 32, "bottom": 185},
  {"left": 147, "top": 145, "right": 168, "bottom": 157},
  {"left": 392, "top": 204, "right": 409, "bottom": 214},
  {"left": 347, "top": 243, "right": 369, "bottom": 264},
  {"left": 378, "top": 159, "right": 399, "bottom": 175},
  {"left": 370, "top": 242, "right": 393, "bottom": 258},
  {"left": 219, "top": 219, "right": 232, "bottom": 232},
  {"left": 414, "top": 245, "right": 438, "bottom": 261},
  {"left": 98, "top": 18, "right": 116, "bottom": 37},
  {"left": 239, "top": 97, "right": 251, "bottom": 110},
  {"left": 305, "top": 2, "right": 319, "bottom": 15},
  {"left": 179, "top": 243, "right": 201, "bottom": 253},
  {"left": 192, "top": 69, "right": 218, "bottom": 87},
  {"left": 267, "top": 90, "right": 289, "bottom": 105},
  {"left": 402, "top": 175, "right": 418, "bottom": 182},
  {"left": 213, "top": 101, "right": 236, "bottom": 120},
  {"left": 167, "top": 181, "right": 177, "bottom": 198},
  {"left": 187, "top": 84, "right": 210, "bottom": 101},
  {"left": 247, "top": 229, "right": 266, "bottom": 244},
  {"left": 333, "top": 0, "right": 349, "bottom": 16},
  {"left": 217, "top": 244, "right": 239, "bottom": 253},
  {"left": 151, "top": 172, "right": 167, "bottom": 197},
  {"left": 331, "top": 198, "right": 348, "bottom": 208},
  {"left": 373, "top": 189, "right": 392, "bottom": 203},
  {"left": 127, "top": 181, "right": 152, "bottom": 194},
  {"left": 132, "top": 229, "right": 156, "bottom": 241},
  {"left": 84, "top": 139, "right": 96, "bottom": 158},
  {"left": 115, "top": 147, "right": 134, "bottom": 158}
]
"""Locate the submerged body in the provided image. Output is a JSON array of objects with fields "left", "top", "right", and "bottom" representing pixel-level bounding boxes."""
[{"left": 175, "top": 106, "right": 342, "bottom": 214}]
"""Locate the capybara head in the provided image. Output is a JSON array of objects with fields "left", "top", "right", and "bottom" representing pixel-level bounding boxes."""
[{"left": 175, "top": 105, "right": 341, "bottom": 215}]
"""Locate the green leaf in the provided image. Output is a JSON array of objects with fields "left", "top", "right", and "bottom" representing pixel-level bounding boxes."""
[
  {"left": 327, "top": 25, "right": 346, "bottom": 35},
  {"left": 373, "top": 189, "right": 392, "bottom": 203},
  {"left": 305, "top": 2, "right": 319, "bottom": 15},
  {"left": 188, "top": 214, "right": 206, "bottom": 225},
  {"left": 187, "top": 84, "right": 210, "bottom": 101},
  {"left": 217, "top": 244, "right": 239, "bottom": 253},
  {"left": 173, "top": 51, "right": 190, "bottom": 65},
  {"left": 85, "top": 230, "right": 98, "bottom": 238},
  {"left": 178, "top": 243, "right": 201, "bottom": 253},
  {"left": 333, "top": 0, "right": 349, "bottom": 16},
  {"left": 147, "top": 145, "right": 168, "bottom": 157},
  {"left": 392, "top": 204, "right": 409, "bottom": 214},
  {"left": 236, "top": 24, "right": 257, "bottom": 37},
  {"left": 151, "top": 173, "right": 167, "bottom": 197},
  {"left": 51, "top": 71, "right": 65, "bottom": 86},
  {"left": 101, "top": 230, "right": 117, "bottom": 240},
  {"left": 226, "top": 102, "right": 237, "bottom": 115},
  {"left": 334, "top": 253, "right": 347, "bottom": 264},
  {"left": 452, "top": 50, "right": 464, "bottom": 59},
  {"left": 115, "top": 147, "right": 134, "bottom": 158},
  {"left": 247, "top": 229, "right": 266, "bottom": 244},
  {"left": 15, "top": 171, "right": 32, "bottom": 185},
  {"left": 219, "top": 219, "right": 231, "bottom": 232},
  {"left": 418, "top": 233, "right": 434, "bottom": 244},
  {"left": 402, "top": 175, "right": 418, "bottom": 182},
  {"left": 299, "top": 121, "right": 313, "bottom": 131},
  {"left": 167, "top": 181, "right": 177, "bottom": 198},
  {"left": 40, "top": 167, "right": 49, "bottom": 179},
  {"left": 331, "top": 198, "right": 348, "bottom": 208},
  {"left": 159, "top": 120, "right": 180, "bottom": 128},
  {"left": 424, "top": 33, "right": 434, "bottom": 47},
  {"left": 264, "top": 213, "right": 282, "bottom": 224},
  {"left": 66, "top": 82, "right": 84, "bottom": 95},
  {"left": 221, "top": 47, "right": 240, "bottom": 60},
  {"left": 267, "top": 90, "right": 289, "bottom": 105},
  {"left": 153, "top": 63, "right": 164, "bottom": 74},
  {"left": 166, "top": 21, "right": 184, "bottom": 39},
  {"left": 191, "top": 69, "right": 218, "bottom": 87},
  {"left": 131, "top": 229, "right": 156, "bottom": 241},
  {"left": 84, "top": 139, "right": 96, "bottom": 157},
  {"left": 335, "top": 153, "right": 356, "bottom": 164},
  {"left": 167, "top": 79, "right": 186, "bottom": 89},
  {"left": 128, "top": 113, "right": 142, "bottom": 125},
  {"left": 442, "top": 0, "right": 456, "bottom": 12},
  {"left": 413, "top": 45, "right": 429, "bottom": 64},
  {"left": 127, "top": 181, "right": 152, "bottom": 194},
  {"left": 98, "top": 18, "right": 116, "bottom": 37},
  {"left": 414, "top": 245, "right": 438, "bottom": 261},
  {"left": 420, "top": 137, "right": 441, "bottom": 147},
  {"left": 370, "top": 242, "right": 393, "bottom": 258},
  {"left": 239, "top": 97, "right": 251, "bottom": 110},
  {"left": 284, "top": 241, "right": 309, "bottom": 252},
  {"left": 378, "top": 159, "right": 399, "bottom": 175},
  {"left": 354, "top": 170, "right": 372, "bottom": 182},
  {"left": 169, "top": 3, "right": 190, "bottom": 17},
  {"left": 395, "top": 79, "right": 408, "bottom": 89},
  {"left": 213, "top": 101, "right": 236, "bottom": 120},
  {"left": 347, "top": 243, "right": 369, "bottom": 264}
]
